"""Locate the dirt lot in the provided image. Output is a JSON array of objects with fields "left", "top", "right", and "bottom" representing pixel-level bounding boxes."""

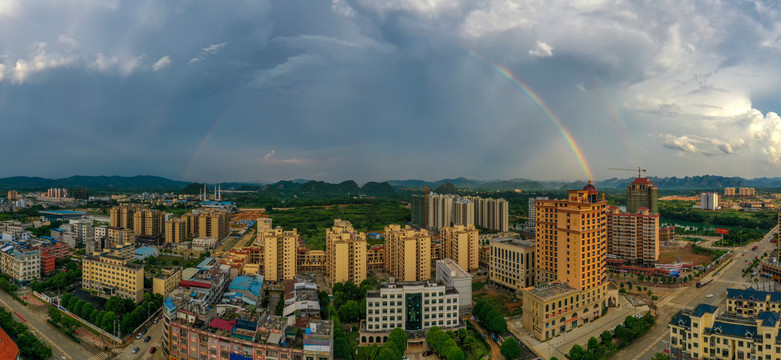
[
  {"left": 659, "top": 196, "right": 699, "bottom": 201},
  {"left": 231, "top": 209, "right": 267, "bottom": 222},
  {"left": 473, "top": 286, "right": 523, "bottom": 316},
  {"left": 658, "top": 240, "right": 713, "bottom": 265}
]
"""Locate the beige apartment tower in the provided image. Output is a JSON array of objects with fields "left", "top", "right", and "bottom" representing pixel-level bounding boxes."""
[
  {"left": 325, "top": 219, "right": 367, "bottom": 286},
  {"left": 384, "top": 224, "right": 431, "bottom": 282},
  {"left": 606, "top": 206, "right": 660, "bottom": 265},
  {"left": 198, "top": 210, "right": 230, "bottom": 241},
  {"left": 164, "top": 219, "right": 186, "bottom": 243},
  {"left": 133, "top": 209, "right": 164, "bottom": 237},
  {"left": 260, "top": 227, "right": 298, "bottom": 282},
  {"left": 441, "top": 224, "right": 479, "bottom": 271}
]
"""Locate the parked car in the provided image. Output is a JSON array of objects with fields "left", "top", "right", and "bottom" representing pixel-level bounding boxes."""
[
  {"left": 422, "top": 350, "right": 433, "bottom": 356},
  {"left": 136, "top": 333, "right": 143, "bottom": 340},
  {"left": 706, "top": 294, "right": 714, "bottom": 298},
  {"left": 149, "top": 347, "right": 157, "bottom": 354},
  {"left": 132, "top": 347, "right": 139, "bottom": 354},
  {"left": 144, "top": 336, "right": 151, "bottom": 343},
  {"left": 154, "top": 318, "right": 159, "bottom": 324}
]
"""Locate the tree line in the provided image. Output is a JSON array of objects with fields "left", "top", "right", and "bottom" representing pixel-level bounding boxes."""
[
  {"left": 473, "top": 299, "right": 508, "bottom": 334},
  {"left": 56, "top": 292, "right": 163, "bottom": 336},
  {"left": 0, "top": 307, "right": 52, "bottom": 359}
]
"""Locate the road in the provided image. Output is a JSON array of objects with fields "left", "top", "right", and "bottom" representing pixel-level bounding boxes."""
[
  {"left": 612, "top": 225, "right": 778, "bottom": 360},
  {"left": 0, "top": 289, "right": 98, "bottom": 360},
  {"left": 115, "top": 318, "right": 164, "bottom": 360}
]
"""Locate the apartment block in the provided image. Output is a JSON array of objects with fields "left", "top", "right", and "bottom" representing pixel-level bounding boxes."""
[
  {"left": 489, "top": 238, "right": 535, "bottom": 291},
  {"left": 152, "top": 267, "right": 183, "bottom": 296},
  {"left": 435, "top": 259, "right": 473, "bottom": 315},
  {"left": 701, "top": 192, "right": 719, "bottom": 210},
  {"left": 198, "top": 210, "right": 230, "bottom": 242},
  {"left": 360, "top": 281, "right": 461, "bottom": 345},
  {"left": 384, "top": 224, "right": 431, "bottom": 282},
  {"left": 724, "top": 187, "right": 736, "bottom": 197},
  {"left": 106, "top": 227, "right": 135, "bottom": 248},
  {"left": 426, "top": 193, "right": 508, "bottom": 232},
  {"left": 133, "top": 209, "right": 164, "bottom": 237},
  {"left": 626, "top": 177, "right": 658, "bottom": 214},
  {"left": 325, "top": 219, "right": 367, "bottom": 286},
  {"left": 527, "top": 197, "right": 549, "bottom": 234},
  {"left": 82, "top": 253, "right": 144, "bottom": 303},
  {"left": 739, "top": 187, "right": 757, "bottom": 197},
  {"left": 0, "top": 245, "right": 41, "bottom": 283},
  {"left": 606, "top": 207, "right": 660, "bottom": 265},
  {"left": 297, "top": 249, "right": 326, "bottom": 272},
  {"left": 468, "top": 196, "right": 509, "bottom": 232},
  {"left": 110, "top": 205, "right": 138, "bottom": 229},
  {"left": 367, "top": 245, "right": 385, "bottom": 271},
  {"left": 165, "top": 218, "right": 186, "bottom": 243},
  {"left": 441, "top": 224, "right": 479, "bottom": 271},
  {"left": 260, "top": 227, "right": 298, "bottom": 282},
  {"left": 521, "top": 182, "right": 609, "bottom": 341},
  {"left": 38, "top": 241, "right": 69, "bottom": 276}
]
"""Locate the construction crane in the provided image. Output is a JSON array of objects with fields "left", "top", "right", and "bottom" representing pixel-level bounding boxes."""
[{"left": 608, "top": 167, "right": 647, "bottom": 178}]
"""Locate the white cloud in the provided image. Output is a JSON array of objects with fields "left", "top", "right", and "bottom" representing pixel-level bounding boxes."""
[
  {"left": 152, "top": 55, "right": 172, "bottom": 71},
  {"left": 529, "top": 41, "right": 553, "bottom": 57},
  {"left": 261, "top": 149, "right": 307, "bottom": 164},
  {"left": 11, "top": 42, "right": 78, "bottom": 84},
  {"left": 202, "top": 42, "right": 226, "bottom": 55},
  {"left": 0, "top": 0, "right": 19, "bottom": 17},
  {"left": 118, "top": 55, "right": 144, "bottom": 76},
  {"left": 461, "top": 0, "right": 538, "bottom": 38},
  {"left": 188, "top": 57, "right": 201, "bottom": 64},
  {"left": 249, "top": 54, "right": 323, "bottom": 89}
]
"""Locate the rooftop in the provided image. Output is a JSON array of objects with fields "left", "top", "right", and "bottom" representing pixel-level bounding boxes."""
[
  {"left": 525, "top": 283, "right": 578, "bottom": 300},
  {"left": 490, "top": 237, "right": 534, "bottom": 248},
  {"left": 0, "top": 327, "right": 19, "bottom": 360},
  {"left": 134, "top": 246, "right": 158, "bottom": 255},
  {"left": 40, "top": 210, "right": 87, "bottom": 214},
  {"left": 436, "top": 258, "right": 471, "bottom": 279}
]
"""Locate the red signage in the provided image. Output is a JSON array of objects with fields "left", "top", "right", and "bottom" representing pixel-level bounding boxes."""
[{"left": 716, "top": 228, "right": 729, "bottom": 235}]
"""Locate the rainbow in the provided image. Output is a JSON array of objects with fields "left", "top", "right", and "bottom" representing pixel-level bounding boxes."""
[
  {"left": 468, "top": 50, "right": 593, "bottom": 181},
  {"left": 590, "top": 77, "right": 637, "bottom": 163},
  {"left": 182, "top": 104, "right": 235, "bottom": 180}
]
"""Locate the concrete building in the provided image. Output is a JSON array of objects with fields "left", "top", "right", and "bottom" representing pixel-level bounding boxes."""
[
  {"left": 739, "top": 187, "right": 757, "bottom": 197},
  {"left": 82, "top": 253, "right": 144, "bottom": 303},
  {"left": 68, "top": 219, "right": 94, "bottom": 243},
  {"left": 162, "top": 268, "right": 331, "bottom": 360},
  {"left": 606, "top": 206, "right": 660, "bottom": 265},
  {"left": 441, "top": 224, "right": 479, "bottom": 271},
  {"left": 0, "top": 244, "right": 40, "bottom": 283},
  {"left": 660, "top": 226, "right": 675, "bottom": 244},
  {"left": 110, "top": 205, "right": 138, "bottom": 229},
  {"left": 227, "top": 274, "right": 264, "bottom": 305},
  {"left": 198, "top": 210, "right": 230, "bottom": 242},
  {"left": 40, "top": 210, "right": 87, "bottom": 221},
  {"left": 6, "top": 191, "right": 18, "bottom": 201},
  {"left": 152, "top": 267, "right": 182, "bottom": 296},
  {"left": 626, "top": 177, "right": 658, "bottom": 214},
  {"left": 384, "top": 224, "right": 431, "bottom": 282},
  {"left": 297, "top": 249, "right": 326, "bottom": 272},
  {"left": 701, "top": 192, "right": 719, "bottom": 210},
  {"left": 325, "top": 219, "right": 367, "bottom": 286},
  {"left": 521, "top": 182, "right": 609, "bottom": 341},
  {"left": 435, "top": 259, "right": 472, "bottom": 315},
  {"left": 133, "top": 209, "right": 164, "bottom": 237},
  {"left": 260, "top": 226, "right": 298, "bottom": 282},
  {"left": 468, "top": 196, "right": 509, "bottom": 232},
  {"left": 411, "top": 194, "right": 427, "bottom": 228},
  {"left": 527, "top": 197, "right": 549, "bottom": 234},
  {"left": 489, "top": 238, "right": 535, "bottom": 291},
  {"left": 367, "top": 245, "right": 385, "bottom": 271},
  {"left": 360, "top": 281, "right": 461, "bottom": 345},
  {"left": 106, "top": 227, "right": 135, "bottom": 248},
  {"left": 428, "top": 193, "right": 455, "bottom": 230},
  {"left": 37, "top": 240, "right": 69, "bottom": 276},
  {"left": 724, "top": 187, "right": 736, "bottom": 197},
  {"left": 426, "top": 193, "right": 508, "bottom": 232},
  {"left": 133, "top": 246, "right": 159, "bottom": 261}
]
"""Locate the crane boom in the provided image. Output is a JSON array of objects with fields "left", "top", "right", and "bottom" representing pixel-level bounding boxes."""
[{"left": 608, "top": 167, "right": 647, "bottom": 178}]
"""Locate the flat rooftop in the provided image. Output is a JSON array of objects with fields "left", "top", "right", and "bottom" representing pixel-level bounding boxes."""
[
  {"left": 436, "top": 258, "right": 471, "bottom": 278},
  {"left": 525, "top": 283, "right": 578, "bottom": 299},
  {"left": 490, "top": 237, "right": 534, "bottom": 247}
]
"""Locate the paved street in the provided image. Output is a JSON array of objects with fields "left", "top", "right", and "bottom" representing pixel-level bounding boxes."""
[
  {"left": 115, "top": 319, "right": 164, "bottom": 360},
  {"left": 613, "top": 225, "right": 778, "bottom": 360},
  {"left": 0, "top": 288, "right": 99, "bottom": 360}
]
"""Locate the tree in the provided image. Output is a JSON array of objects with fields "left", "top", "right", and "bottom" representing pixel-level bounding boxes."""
[
  {"left": 500, "top": 338, "right": 522, "bottom": 360},
  {"left": 600, "top": 330, "right": 613, "bottom": 346},
  {"left": 72, "top": 300, "right": 85, "bottom": 316},
  {"left": 376, "top": 346, "right": 397, "bottom": 360},
  {"left": 651, "top": 353, "right": 671, "bottom": 360},
  {"left": 334, "top": 337, "right": 353, "bottom": 360},
  {"left": 355, "top": 345, "right": 380, "bottom": 360},
  {"left": 587, "top": 336, "right": 601, "bottom": 357},
  {"left": 338, "top": 300, "right": 361, "bottom": 323},
  {"left": 473, "top": 300, "right": 486, "bottom": 316},
  {"left": 489, "top": 314, "right": 508, "bottom": 334},
  {"left": 388, "top": 327, "right": 408, "bottom": 355},
  {"left": 569, "top": 344, "right": 586, "bottom": 360},
  {"left": 48, "top": 307, "right": 61, "bottom": 324}
]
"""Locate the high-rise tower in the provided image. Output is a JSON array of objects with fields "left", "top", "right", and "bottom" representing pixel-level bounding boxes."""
[{"left": 626, "top": 177, "right": 658, "bottom": 214}]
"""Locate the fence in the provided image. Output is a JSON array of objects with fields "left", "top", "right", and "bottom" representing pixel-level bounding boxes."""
[{"left": 55, "top": 304, "right": 124, "bottom": 344}]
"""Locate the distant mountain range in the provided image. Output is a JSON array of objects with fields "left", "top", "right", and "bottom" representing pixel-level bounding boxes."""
[{"left": 1, "top": 174, "right": 780, "bottom": 193}]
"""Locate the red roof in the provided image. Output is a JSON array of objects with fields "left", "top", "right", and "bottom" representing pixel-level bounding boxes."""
[
  {"left": 631, "top": 177, "right": 653, "bottom": 184},
  {"left": 0, "top": 327, "right": 19, "bottom": 360},
  {"left": 582, "top": 180, "right": 597, "bottom": 192},
  {"left": 179, "top": 280, "right": 212, "bottom": 289},
  {"left": 209, "top": 318, "right": 235, "bottom": 332}
]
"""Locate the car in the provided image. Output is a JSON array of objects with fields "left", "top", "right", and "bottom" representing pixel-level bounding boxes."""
[
  {"left": 402, "top": 357, "right": 409, "bottom": 360},
  {"left": 149, "top": 347, "right": 157, "bottom": 354},
  {"left": 422, "top": 350, "right": 433, "bottom": 356},
  {"left": 154, "top": 318, "right": 159, "bottom": 324},
  {"left": 144, "top": 336, "right": 151, "bottom": 343},
  {"left": 131, "top": 347, "right": 139, "bottom": 354},
  {"left": 136, "top": 333, "right": 143, "bottom": 340},
  {"left": 706, "top": 294, "right": 714, "bottom": 298},
  {"left": 140, "top": 328, "right": 147, "bottom": 335}
]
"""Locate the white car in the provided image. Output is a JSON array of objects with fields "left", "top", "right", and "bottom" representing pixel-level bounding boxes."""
[{"left": 706, "top": 294, "right": 713, "bottom": 298}]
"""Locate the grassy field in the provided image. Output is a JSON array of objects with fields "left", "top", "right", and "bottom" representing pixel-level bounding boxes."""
[{"left": 472, "top": 287, "right": 522, "bottom": 317}]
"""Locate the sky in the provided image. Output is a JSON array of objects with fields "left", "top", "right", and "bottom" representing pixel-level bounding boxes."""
[{"left": 2, "top": 0, "right": 781, "bottom": 183}]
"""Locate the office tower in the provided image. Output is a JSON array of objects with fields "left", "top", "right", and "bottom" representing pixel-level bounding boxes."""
[
  {"left": 489, "top": 238, "right": 535, "bottom": 291},
  {"left": 521, "top": 181, "right": 609, "bottom": 341},
  {"left": 606, "top": 206, "right": 660, "bottom": 265},
  {"left": 701, "top": 192, "right": 719, "bottom": 210},
  {"left": 441, "top": 224, "right": 479, "bottom": 271},
  {"left": 259, "top": 226, "right": 298, "bottom": 282},
  {"left": 384, "top": 224, "right": 431, "bottom": 282},
  {"left": 626, "top": 177, "right": 658, "bottom": 214},
  {"left": 325, "top": 219, "right": 367, "bottom": 286}
]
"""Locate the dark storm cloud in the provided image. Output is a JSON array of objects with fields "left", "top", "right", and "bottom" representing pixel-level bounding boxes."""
[{"left": 1, "top": 0, "right": 781, "bottom": 182}]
